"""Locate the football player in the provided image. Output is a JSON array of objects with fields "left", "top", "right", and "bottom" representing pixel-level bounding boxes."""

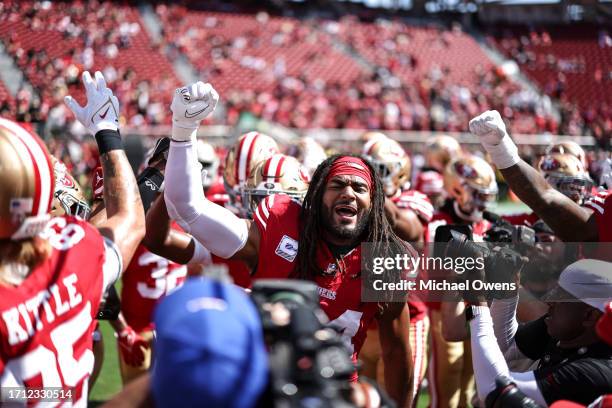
[
  {"left": 50, "top": 157, "right": 91, "bottom": 221},
  {"left": 503, "top": 153, "right": 593, "bottom": 228},
  {"left": 0, "top": 71, "right": 144, "bottom": 406},
  {"left": 361, "top": 136, "right": 433, "bottom": 404},
  {"left": 289, "top": 136, "right": 328, "bottom": 177},
  {"left": 415, "top": 135, "right": 462, "bottom": 210},
  {"left": 469, "top": 110, "right": 612, "bottom": 245},
  {"left": 163, "top": 81, "right": 415, "bottom": 407},
  {"left": 143, "top": 138, "right": 253, "bottom": 288},
  {"left": 93, "top": 138, "right": 211, "bottom": 384},
  {"left": 242, "top": 153, "right": 310, "bottom": 219},
  {"left": 425, "top": 154, "right": 498, "bottom": 408},
  {"left": 223, "top": 131, "right": 279, "bottom": 217},
  {"left": 546, "top": 140, "right": 587, "bottom": 169},
  {"left": 196, "top": 139, "right": 220, "bottom": 190}
]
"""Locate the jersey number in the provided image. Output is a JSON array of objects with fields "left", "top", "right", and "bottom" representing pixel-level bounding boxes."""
[
  {"left": 136, "top": 251, "right": 187, "bottom": 299},
  {"left": 41, "top": 218, "right": 85, "bottom": 251},
  {"left": 2, "top": 303, "right": 94, "bottom": 404}
]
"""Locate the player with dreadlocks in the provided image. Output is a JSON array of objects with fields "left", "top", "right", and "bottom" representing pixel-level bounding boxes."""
[{"left": 163, "top": 81, "right": 415, "bottom": 407}]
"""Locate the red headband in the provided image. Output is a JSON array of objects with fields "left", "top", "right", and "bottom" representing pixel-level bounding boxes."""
[{"left": 326, "top": 156, "right": 373, "bottom": 190}]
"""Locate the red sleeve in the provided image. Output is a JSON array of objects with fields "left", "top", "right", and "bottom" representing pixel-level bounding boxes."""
[
  {"left": 396, "top": 190, "right": 434, "bottom": 224},
  {"left": 584, "top": 191, "right": 612, "bottom": 242}
]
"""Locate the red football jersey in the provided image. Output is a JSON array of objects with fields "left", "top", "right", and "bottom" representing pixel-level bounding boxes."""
[
  {"left": 415, "top": 169, "right": 444, "bottom": 196},
  {"left": 0, "top": 217, "right": 111, "bottom": 406},
  {"left": 121, "top": 244, "right": 188, "bottom": 332},
  {"left": 392, "top": 189, "right": 434, "bottom": 225},
  {"left": 253, "top": 194, "right": 380, "bottom": 370},
  {"left": 585, "top": 190, "right": 612, "bottom": 243},
  {"left": 391, "top": 189, "right": 432, "bottom": 321}
]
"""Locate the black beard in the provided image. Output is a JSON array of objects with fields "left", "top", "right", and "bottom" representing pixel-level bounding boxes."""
[{"left": 321, "top": 204, "right": 369, "bottom": 242}]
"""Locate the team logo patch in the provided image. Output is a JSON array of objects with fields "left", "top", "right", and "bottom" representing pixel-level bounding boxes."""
[
  {"left": 324, "top": 263, "right": 337, "bottom": 275},
  {"left": 454, "top": 162, "right": 478, "bottom": 179},
  {"left": 275, "top": 235, "right": 298, "bottom": 262}
]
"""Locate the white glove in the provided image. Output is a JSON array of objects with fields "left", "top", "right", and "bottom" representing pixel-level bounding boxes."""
[
  {"left": 170, "top": 81, "right": 219, "bottom": 141},
  {"left": 469, "top": 110, "right": 520, "bottom": 169},
  {"left": 64, "top": 71, "right": 119, "bottom": 135}
]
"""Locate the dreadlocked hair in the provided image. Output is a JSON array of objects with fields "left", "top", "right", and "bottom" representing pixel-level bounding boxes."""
[{"left": 293, "top": 154, "right": 411, "bottom": 302}]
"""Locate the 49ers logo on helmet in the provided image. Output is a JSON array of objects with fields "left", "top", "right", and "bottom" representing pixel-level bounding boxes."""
[
  {"left": 454, "top": 162, "right": 478, "bottom": 180},
  {"left": 539, "top": 157, "right": 561, "bottom": 172}
]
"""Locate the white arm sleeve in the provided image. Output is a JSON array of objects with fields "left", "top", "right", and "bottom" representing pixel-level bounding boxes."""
[
  {"left": 491, "top": 296, "right": 537, "bottom": 371},
  {"left": 491, "top": 296, "right": 519, "bottom": 352},
  {"left": 164, "top": 138, "right": 249, "bottom": 259},
  {"left": 102, "top": 237, "right": 123, "bottom": 297},
  {"left": 470, "top": 307, "right": 548, "bottom": 407}
]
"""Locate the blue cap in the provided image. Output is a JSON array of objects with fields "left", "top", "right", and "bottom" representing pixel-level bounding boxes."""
[{"left": 152, "top": 278, "right": 269, "bottom": 408}]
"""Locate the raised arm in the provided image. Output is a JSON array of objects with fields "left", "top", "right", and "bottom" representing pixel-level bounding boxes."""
[
  {"left": 163, "top": 82, "right": 259, "bottom": 264},
  {"left": 64, "top": 71, "right": 144, "bottom": 269},
  {"left": 384, "top": 198, "right": 424, "bottom": 243},
  {"left": 469, "top": 110, "right": 597, "bottom": 242},
  {"left": 144, "top": 194, "right": 211, "bottom": 265}
]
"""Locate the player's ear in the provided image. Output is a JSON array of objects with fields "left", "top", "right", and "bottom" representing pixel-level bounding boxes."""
[{"left": 583, "top": 307, "right": 603, "bottom": 328}]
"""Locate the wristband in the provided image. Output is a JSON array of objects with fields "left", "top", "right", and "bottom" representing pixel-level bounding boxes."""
[
  {"left": 171, "top": 125, "right": 197, "bottom": 143},
  {"left": 190, "top": 239, "right": 212, "bottom": 265},
  {"left": 137, "top": 167, "right": 164, "bottom": 213},
  {"left": 95, "top": 129, "right": 123, "bottom": 154},
  {"left": 484, "top": 134, "right": 520, "bottom": 170}
]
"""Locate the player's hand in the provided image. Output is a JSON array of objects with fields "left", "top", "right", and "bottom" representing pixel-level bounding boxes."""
[
  {"left": 117, "top": 326, "right": 150, "bottom": 367},
  {"left": 171, "top": 81, "right": 219, "bottom": 132},
  {"left": 468, "top": 110, "right": 508, "bottom": 146},
  {"left": 64, "top": 71, "right": 120, "bottom": 135}
]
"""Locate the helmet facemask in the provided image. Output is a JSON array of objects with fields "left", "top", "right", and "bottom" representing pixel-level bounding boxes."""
[
  {"left": 54, "top": 190, "right": 91, "bottom": 220},
  {"left": 545, "top": 174, "right": 593, "bottom": 204}
]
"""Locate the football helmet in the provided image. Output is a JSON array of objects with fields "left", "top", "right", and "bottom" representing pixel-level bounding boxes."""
[
  {"left": 362, "top": 137, "right": 411, "bottom": 197},
  {"left": 0, "top": 118, "right": 55, "bottom": 240},
  {"left": 223, "top": 131, "right": 279, "bottom": 191},
  {"left": 546, "top": 141, "right": 587, "bottom": 168},
  {"left": 50, "top": 157, "right": 91, "bottom": 220},
  {"left": 444, "top": 155, "right": 498, "bottom": 220},
  {"left": 425, "top": 135, "right": 462, "bottom": 172},
  {"left": 538, "top": 153, "right": 593, "bottom": 204},
  {"left": 197, "top": 139, "right": 220, "bottom": 189},
  {"left": 243, "top": 154, "right": 309, "bottom": 216},
  {"left": 223, "top": 132, "right": 279, "bottom": 216},
  {"left": 360, "top": 131, "right": 388, "bottom": 144},
  {"left": 293, "top": 137, "right": 327, "bottom": 177}
]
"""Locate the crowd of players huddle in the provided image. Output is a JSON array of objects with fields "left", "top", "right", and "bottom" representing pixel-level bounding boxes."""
[{"left": 0, "top": 70, "right": 610, "bottom": 408}]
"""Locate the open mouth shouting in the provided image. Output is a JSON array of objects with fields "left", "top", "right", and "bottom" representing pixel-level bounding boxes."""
[{"left": 334, "top": 203, "right": 358, "bottom": 224}]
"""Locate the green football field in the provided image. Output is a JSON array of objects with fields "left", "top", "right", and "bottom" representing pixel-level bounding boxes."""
[{"left": 88, "top": 200, "right": 529, "bottom": 404}]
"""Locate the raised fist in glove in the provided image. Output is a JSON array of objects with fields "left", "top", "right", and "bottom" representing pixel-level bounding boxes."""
[
  {"left": 468, "top": 110, "right": 519, "bottom": 169},
  {"left": 468, "top": 110, "right": 508, "bottom": 146},
  {"left": 64, "top": 71, "right": 120, "bottom": 135},
  {"left": 170, "top": 81, "right": 219, "bottom": 141},
  {"left": 116, "top": 326, "right": 150, "bottom": 367}
]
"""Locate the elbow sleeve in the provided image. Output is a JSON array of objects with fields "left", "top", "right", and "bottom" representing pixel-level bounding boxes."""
[{"left": 165, "top": 139, "right": 249, "bottom": 259}]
